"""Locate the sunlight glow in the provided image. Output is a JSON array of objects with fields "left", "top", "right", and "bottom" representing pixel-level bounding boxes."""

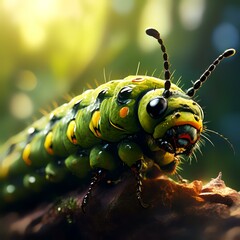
[
  {"left": 112, "top": 0, "right": 135, "bottom": 15},
  {"left": 2, "top": 0, "right": 59, "bottom": 50},
  {"left": 179, "top": 0, "right": 206, "bottom": 30},
  {"left": 139, "top": 0, "right": 173, "bottom": 51},
  {"left": 1, "top": 0, "right": 108, "bottom": 83}
]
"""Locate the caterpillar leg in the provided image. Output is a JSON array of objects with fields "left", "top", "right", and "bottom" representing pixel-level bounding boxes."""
[
  {"left": 175, "top": 173, "right": 188, "bottom": 184},
  {"left": 131, "top": 161, "right": 149, "bottom": 208},
  {"left": 81, "top": 169, "right": 105, "bottom": 213},
  {"left": 117, "top": 140, "right": 148, "bottom": 207},
  {"left": 81, "top": 143, "right": 119, "bottom": 213}
]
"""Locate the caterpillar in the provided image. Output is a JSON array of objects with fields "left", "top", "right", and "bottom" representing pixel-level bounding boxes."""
[{"left": 0, "top": 28, "right": 235, "bottom": 212}]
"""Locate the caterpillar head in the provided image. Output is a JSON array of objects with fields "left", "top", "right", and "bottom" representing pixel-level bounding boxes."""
[
  {"left": 138, "top": 83, "right": 203, "bottom": 173},
  {"left": 139, "top": 28, "right": 236, "bottom": 174}
]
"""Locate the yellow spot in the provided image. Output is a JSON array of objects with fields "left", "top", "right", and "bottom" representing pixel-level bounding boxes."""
[
  {"left": 22, "top": 144, "right": 32, "bottom": 166},
  {"left": 119, "top": 107, "right": 129, "bottom": 118},
  {"left": 0, "top": 152, "right": 21, "bottom": 178},
  {"left": 89, "top": 111, "right": 102, "bottom": 138},
  {"left": 67, "top": 120, "right": 78, "bottom": 144},
  {"left": 44, "top": 132, "right": 54, "bottom": 155}
]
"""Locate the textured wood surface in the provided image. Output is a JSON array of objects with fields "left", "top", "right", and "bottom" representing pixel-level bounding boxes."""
[{"left": 0, "top": 173, "right": 240, "bottom": 240}]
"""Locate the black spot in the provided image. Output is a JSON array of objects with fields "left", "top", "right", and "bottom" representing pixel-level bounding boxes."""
[
  {"left": 72, "top": 100, "right": 81, "bottom": 118},
  {"left": 117, "top": 86, "right": 133, "bottom": 105},
  {"left": 27, "top": 127, "right": 39, "bottom": 143},
  {"left": 180, "top": 104, "right": 189, "bottom": 108},
  {"left": 49, "top": 114, "right": 61, "bottom": 126},
  {"left": 94, "top": 88, "right": 109, "bottom": 110},
  {"left": 194, "top": 116, "right": 199, "bottom": 121},
  {"left": 180, "top": 104, "right": 191, "bottom": 110},
  {"left": 45, "top": 114, "right": 61, "bottom": 132},
  {"left": 175, "top": 113, "right": 181, "bottom": 118},
  {"left": 6, "top": 143, "right": 16, "bottom": 156},
  {"left": 97, "top": 89, "right": 108, "bottom": 102}
]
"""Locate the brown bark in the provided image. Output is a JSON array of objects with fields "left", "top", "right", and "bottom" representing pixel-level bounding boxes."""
[{"left": 1, "top": 173, "right": 240, "bottom": 240}]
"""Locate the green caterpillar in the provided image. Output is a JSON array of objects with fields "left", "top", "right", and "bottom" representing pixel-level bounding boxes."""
[{"left": 0, "top": 28, "right": 235, "bottom": 212}]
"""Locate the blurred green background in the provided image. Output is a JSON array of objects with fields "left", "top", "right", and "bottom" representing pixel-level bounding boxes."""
[{"left": 0, "top": 0, "right": 239, "bottom": 188}]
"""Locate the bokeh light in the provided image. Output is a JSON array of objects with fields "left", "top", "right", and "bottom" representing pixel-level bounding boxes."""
[
  {"left": 179, "top": 0, "right": 206, "bottom": 30},
  {"left": 212, "top": 22, "right": 239, "bottom": 51},
  {"left": 16, "top": 70, "right": 37, "bottom": 91},
  {"left": 10, "top": 93, "right": 33, "bottom": 119},
  {"left": 111, "top": 0, "right": 135, "bottom": 15}
]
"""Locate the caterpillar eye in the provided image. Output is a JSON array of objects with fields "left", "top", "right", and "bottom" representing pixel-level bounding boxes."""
[{"left": 147, "top": 97, "right": 168, "bottom": 119}]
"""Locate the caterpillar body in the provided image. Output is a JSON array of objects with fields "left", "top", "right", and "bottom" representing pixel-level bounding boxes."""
[{"left": 0, "top": 28, "right": 235, "bottom": 212}]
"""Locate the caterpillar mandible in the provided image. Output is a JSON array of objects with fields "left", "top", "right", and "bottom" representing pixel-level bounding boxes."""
[{"left": 0, "top": 28, "right": 236, "bottom": 212}]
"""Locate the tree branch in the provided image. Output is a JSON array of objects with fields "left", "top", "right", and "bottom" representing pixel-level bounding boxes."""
[{"left": 1, "top": 172, "right": 240, "bottom": 240}]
